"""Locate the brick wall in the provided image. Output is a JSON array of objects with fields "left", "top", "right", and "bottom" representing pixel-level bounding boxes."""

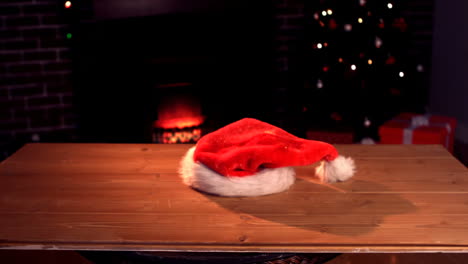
[
  {"left": 0, "top": 0, "right": 77, "bottom": 159},
  {"left": 271, "top": 0, "right": 305, "bottom": 133},
  {"left": 273, "top": 0, "right": 304, "bottom": 73}
]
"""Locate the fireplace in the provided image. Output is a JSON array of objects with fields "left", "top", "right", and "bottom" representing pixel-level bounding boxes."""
[
  {"left": 152, "top": 82, "right": 205, "bottom": 143},
  {"left": 73, "top": 3, "right": 275, "bottom": 143}
]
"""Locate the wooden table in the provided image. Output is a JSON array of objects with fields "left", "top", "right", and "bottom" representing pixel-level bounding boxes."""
[{"left": 1, "top": 143, "right": 468, "bottom": 253}]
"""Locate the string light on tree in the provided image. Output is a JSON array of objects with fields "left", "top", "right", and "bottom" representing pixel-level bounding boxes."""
[
  {"left": 358, "top": 17, "right": 363, "bottom": 24},
  {"left": 64, "top": 1, "right": 72, "bottom": 8},
  {"left": 378, "top": 18, "right": 385, "bottom": 28},
  {"left": 329, "top": 18, "right": 338, "bottom": 30},
  {"left": 327, "top": 9, "right": 333, "bottom": 15},
  {"left": 364, "top": 117, "right": 371, "bottom": 127},
  {"left": 351, "top": 64, "right": 357, "bottom": 71},
  {"left": 416, "top": 64, "right": 425, "bottom": 72},
  {"left": 344, "top": 24, "right": 352, "bottom": 32},
  {"left": 375, "top": 36, "right": 383, "bottom": 48},
  {"left": 360, "top": 0, "right": 366, "bottom": 6},
  {"left": 387, "top": 3, "right": 393, "bottom": 9},
  {"left": 399, "top": 71, "right": 405, "bottom": 78},
  {"left": 393, "top": 18, "right": 408, "bottom": 32},
  {"left": 368, "top": 59, "right": 373, "bottom": 65},
  {"left": 386, "top": 55, "right": 396, "bottom": 65},
  {"left": 317, "top": 43, "right": 323, "bottom": 49},
  {"left": 314, "top": 13, "right": 320, "bottom": 20},
  {"left": 322, "top": 10, "right": 327, "bottom": 16},
  {"left": 317, "top": 79, "right": 324, "bottom": 89}
]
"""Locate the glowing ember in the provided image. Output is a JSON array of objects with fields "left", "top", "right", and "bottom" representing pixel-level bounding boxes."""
[
  {"left": 159, "top": 128, "right": 202, "bottom": 144},
  {"left": 154, "top": 116, "right": 205, "bottom": 130},
  {"left": 154, "top": 95, "right": 205, "bottom": 129}
]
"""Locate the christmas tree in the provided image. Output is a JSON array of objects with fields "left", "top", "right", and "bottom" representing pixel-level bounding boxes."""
[{"left": 302, "top": 0, "right": 427, "bottom": 142}]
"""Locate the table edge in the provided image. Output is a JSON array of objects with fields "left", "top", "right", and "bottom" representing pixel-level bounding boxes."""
[{"left": 2, "top": 242, "right": 468, "bottom": 253}]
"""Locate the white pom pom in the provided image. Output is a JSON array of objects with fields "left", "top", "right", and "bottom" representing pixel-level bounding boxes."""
[{"left": 315, "top": 155, "right": 356, "bottom": 183}]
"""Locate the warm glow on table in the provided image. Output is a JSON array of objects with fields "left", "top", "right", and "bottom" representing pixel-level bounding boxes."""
[{"left": 0, "top": 144, "right": 468, "bottom": 252}]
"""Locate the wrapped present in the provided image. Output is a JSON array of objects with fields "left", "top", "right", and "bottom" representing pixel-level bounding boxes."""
[{"left": 379, "top": 113, "right": 457, "bottom": 152}]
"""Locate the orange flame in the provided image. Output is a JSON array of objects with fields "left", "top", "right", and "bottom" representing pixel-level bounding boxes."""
[
  {"left": 154, "top": 95, "right": 205, "bottom": 129},
  {"left": 154, "top": 116, "right": 205, "bottom": 129},
  {"left": 161, "top": 129, "right": 202, "bottom": 144}
]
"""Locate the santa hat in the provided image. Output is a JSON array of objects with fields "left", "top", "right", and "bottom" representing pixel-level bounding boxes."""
[{"left": 179, "top": 118, "right": 355, "bottom": 197}]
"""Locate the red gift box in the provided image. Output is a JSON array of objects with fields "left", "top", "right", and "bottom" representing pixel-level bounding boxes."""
[{"left": 379, "top": 113, "right": 457, "bottom": 152}]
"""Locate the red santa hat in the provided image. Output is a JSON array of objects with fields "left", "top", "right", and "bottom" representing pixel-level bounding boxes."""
[{"left": 179, "top": 118, "right": 355, "bottom": 197}]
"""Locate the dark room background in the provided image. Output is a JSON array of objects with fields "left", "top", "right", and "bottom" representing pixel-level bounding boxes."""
[{"left": 1, "top": 0, "right": 467, "bottom": 164}]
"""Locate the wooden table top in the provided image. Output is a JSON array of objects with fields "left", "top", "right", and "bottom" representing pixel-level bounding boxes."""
[{"left": 1, "top": 143, "right": 468, "bottom": 253}]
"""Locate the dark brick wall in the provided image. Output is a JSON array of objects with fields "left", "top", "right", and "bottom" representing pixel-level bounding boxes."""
[
  {"left": 271, "top": 0, "right": 305, "bottom": 131},
  {"left": 0, "top": 0, "right": 77, "bottom": 160},
  {"left": 273, "top": 0, "right": 304, "bottom": 73}
]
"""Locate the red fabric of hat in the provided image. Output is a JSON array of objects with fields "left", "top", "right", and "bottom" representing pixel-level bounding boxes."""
[
  {"left": 179, "top": 118, "right": 355, "bottom": 197},
  {"left": 194, "top": 118, "right": 339, "bottom": 177}
]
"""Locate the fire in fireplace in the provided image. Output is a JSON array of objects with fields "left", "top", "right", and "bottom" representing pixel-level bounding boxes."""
[
  {"left": 153, "top": 83, "right": 205, "bottom": 144},
  {"left": 155, "top": 128, "right": 202, "bottom": 144}
]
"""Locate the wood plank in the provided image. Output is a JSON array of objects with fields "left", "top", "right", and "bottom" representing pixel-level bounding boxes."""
[
  {"left": 2, "top": 144, "right": 460, "bottom": 176},
  {"left": 0, "top": 143, "right": 468, "bottom": 252}
]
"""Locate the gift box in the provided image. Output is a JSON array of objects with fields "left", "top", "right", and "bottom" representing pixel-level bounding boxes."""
[{"left": 379, "top": 113, "right": 457, "bottom": 152}]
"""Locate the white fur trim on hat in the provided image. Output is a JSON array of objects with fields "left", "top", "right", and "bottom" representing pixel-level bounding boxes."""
[
  {"left": 179, "top": 147, "right": 296, "bottom": 197},
  {"left": 315, "top": 155, "right": 356, "bottom": 183}
]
